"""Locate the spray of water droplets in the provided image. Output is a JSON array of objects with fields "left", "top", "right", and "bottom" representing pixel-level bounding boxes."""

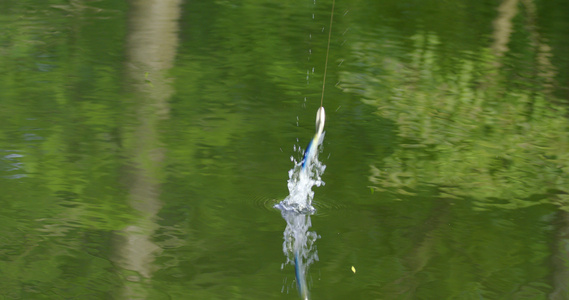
[{"left": 275, "top": 133, "right": 325, "bottom": 213}]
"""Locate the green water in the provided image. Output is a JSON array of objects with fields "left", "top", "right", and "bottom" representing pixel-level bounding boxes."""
[{"left": 1, "top": 0, "right": 569, "bottom": 299}]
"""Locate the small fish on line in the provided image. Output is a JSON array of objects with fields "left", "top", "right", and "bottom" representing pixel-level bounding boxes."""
[{"left": 301, "top": 106, "right": 326, "bottom": 171}]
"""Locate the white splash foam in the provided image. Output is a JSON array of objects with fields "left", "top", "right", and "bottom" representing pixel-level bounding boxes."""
[{"left": 275, "top": 133, "right": 325, "bottom": 213}]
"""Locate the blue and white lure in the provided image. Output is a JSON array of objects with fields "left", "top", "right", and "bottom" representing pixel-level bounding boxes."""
[{"left": 301, "top": 107, "right": 326, "bottom": 172}]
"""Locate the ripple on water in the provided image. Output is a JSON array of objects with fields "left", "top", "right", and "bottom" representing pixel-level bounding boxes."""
[
  {"left": 310, "top": 197, "right": 346, "bottom": 216},
  {"left": 246, "top": 193, "right": 346, "bottom": 217}
]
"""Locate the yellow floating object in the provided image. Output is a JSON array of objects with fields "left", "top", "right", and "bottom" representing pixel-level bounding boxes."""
[{"left": 351, "top": 266, "right": 356, "bottom": 273}]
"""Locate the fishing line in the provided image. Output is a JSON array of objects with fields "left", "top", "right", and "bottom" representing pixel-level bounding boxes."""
[{"left": 320, "top": 0, "right": 335, "bottom": 108}]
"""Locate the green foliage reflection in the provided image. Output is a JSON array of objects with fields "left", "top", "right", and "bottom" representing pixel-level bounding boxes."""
[{"left": 340, "top": 31, "right": 569, "bottom": 210}]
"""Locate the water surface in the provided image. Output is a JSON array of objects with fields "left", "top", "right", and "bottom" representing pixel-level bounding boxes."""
[{"left": 1, "top": 0, "right": 569, "bottom": 299}]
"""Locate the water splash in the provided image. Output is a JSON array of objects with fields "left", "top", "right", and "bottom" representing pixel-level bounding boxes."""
[
  {"left": 275, "top": 111, "right": 325, "bottom": 299},
  {"left": 275, "top": 132, "right": 325, "bottom": 213},
  {"left": 280, "top": 211, "right": 319, "bottom": 300}
]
